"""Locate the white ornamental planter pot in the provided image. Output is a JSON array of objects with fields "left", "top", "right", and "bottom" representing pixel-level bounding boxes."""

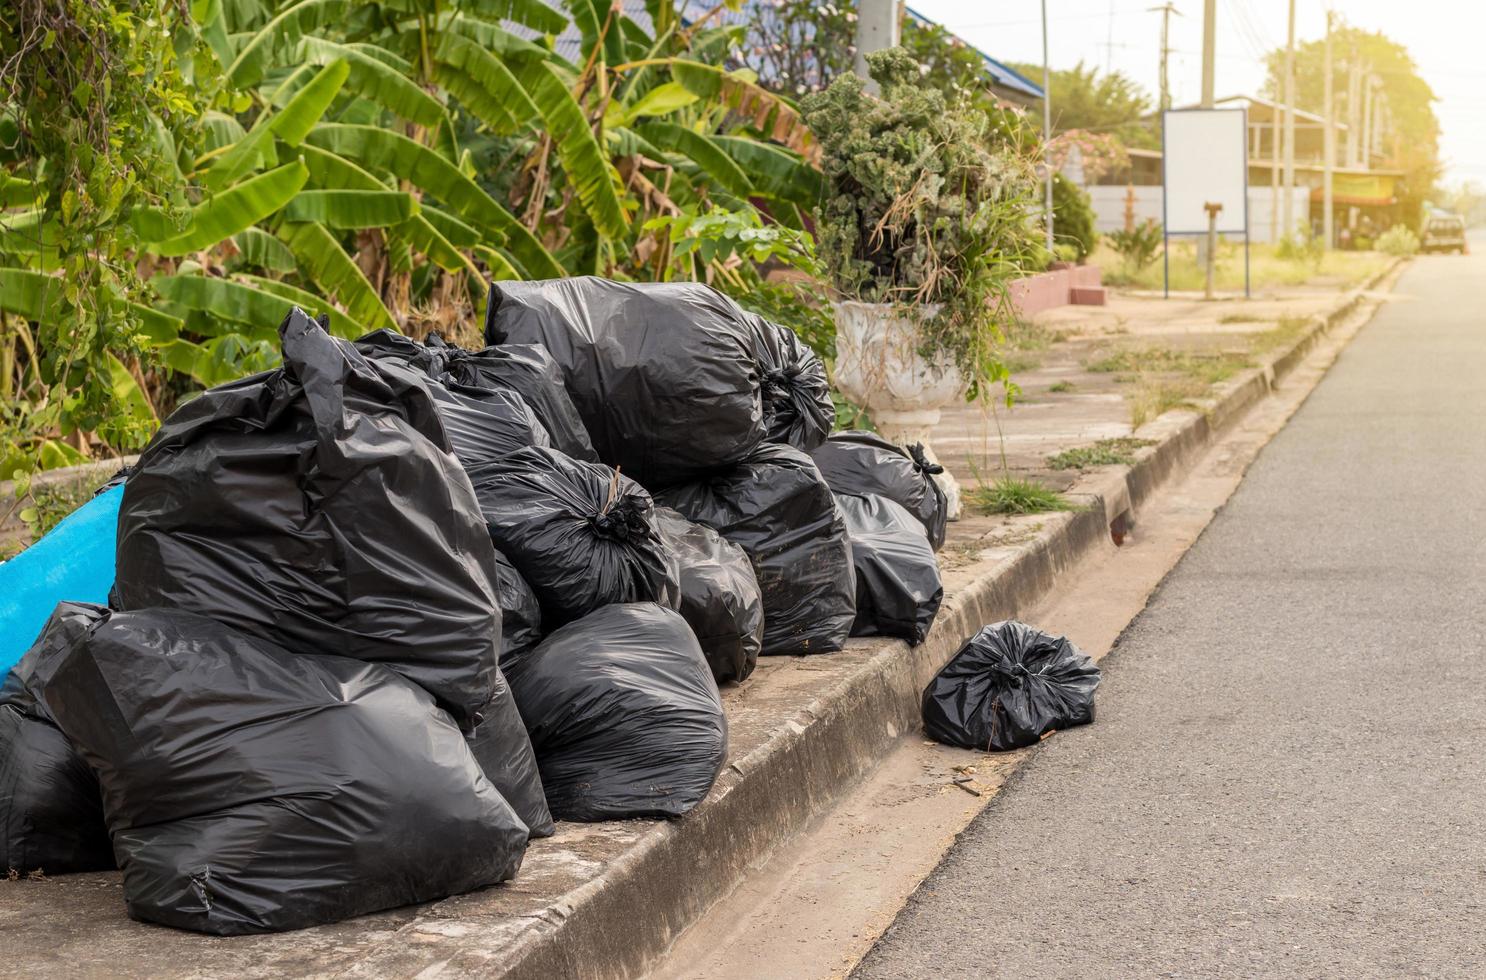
[{"left": 831, "top": 301, "right": 966, "bottom": 520}]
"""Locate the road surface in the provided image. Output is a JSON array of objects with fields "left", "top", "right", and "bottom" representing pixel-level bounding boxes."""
[{"left": 854, "top": 251, "right": 1486, "bottom": 979}]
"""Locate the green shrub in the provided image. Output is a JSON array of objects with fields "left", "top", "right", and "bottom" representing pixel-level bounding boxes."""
[
  {"left": 1376, "top": 225, "right": 1421, "bottom": 256},
  {"left": 1105, "top": 219, "right": 1162, "bottom": 275},
  {"left": 1052, "top": 173, "right": 1098, "bottom": 261},
  {"left": 1276, "top": 229, "right": 1324, "bottom": 268}
]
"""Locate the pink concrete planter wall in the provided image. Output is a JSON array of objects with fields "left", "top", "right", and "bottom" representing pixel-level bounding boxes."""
[{"left": 1008, "top": 264, "right": 1105, "bottom": 317}]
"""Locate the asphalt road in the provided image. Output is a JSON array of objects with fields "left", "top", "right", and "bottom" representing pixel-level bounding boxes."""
[{"left": 854, "top": 251, "right": 1486, "bottom": 979}]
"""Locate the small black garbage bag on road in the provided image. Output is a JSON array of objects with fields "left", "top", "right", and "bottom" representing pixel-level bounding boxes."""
[
  {"left": 506, "top": 603, "right": 727, "bottom": 821},
  {"left": 837, "top": 493, "right": 943, "bottom": 646},
  {"left": 467, "top": 446, "right": 671, "bottom": 626},
  {"left": 922, "top": 621, "right": 1101, "bottom": 752},
  {"left": 37, "top": 607, "right": 528, "bottom": 936},
  {"left": 740, "top": 312, "right": 834, "bottom": 453},
  {"left": 0, "top": 603, "right": 113, "bottom": 876},
  {"left": 491, "top": 548, "right": 543, "bottom": 669},
  {"left": 429, "top": 335, "right": 600, "bottom": 462},
  {"left": 467, "top": 672, "right": 554, "bottom": 839},
  {"left": 658, "top": 443, "right": 855, "bottom": 656},
  {"left": 485, "top": 277, "right": 765, "bottom": 488},
  {"left": 356, "top": 329, "right": 551, "bottom": 467},
  {"left": 810, "top": 431, "right": 948, "bottom": 551},
  {"left": 116, "top": 308, "right": 503, "bottom": 728},
  {"left": 654, "top": 507, "right": 764, "bottom": 684}
]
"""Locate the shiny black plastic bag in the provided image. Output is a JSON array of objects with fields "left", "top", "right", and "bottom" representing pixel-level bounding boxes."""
[
  {"left": 467, "top": 446, "right": 671, "bottom": 627},
  {"left": 467, "top": 673, "right": 554, "bottom": 839},
  {"left": 429, "top": 335, "right": 599, "bottom": 462},
  {"left": 485, "top": 277, "right": 764, "bottom": 488},
  {"left": 0, "top": 603, "right": 113, "bottom": 876},
  {"left": 741, "top": 311, "right": 834, "bottom": 452},
  {"left": 837, "top": 493, "right": 943, "bottom": 646},
  {"left": 492, "top": 548, "right": 543, "bottom": 668},
  {"left": 654, "top": 507, "right": 764, "bottom": 684},
  {"left": 658, "top": 443, "right": 855, "bottom": 656},
  {"left": 506, "top": 603, "right": 727, "bottom": 821},
  {"left": 116, "top": 308, "right": 502, "bottom": 728},
  {"left": 37, "top": 607, "right": 528, "bottom": 936},
  {"left": 810, "top": 431, "right": 948, "bottom": 551},
  {"left": 922, "top": 621, "right": 1101, "bottom": 752},
  {"left": 356, "top": 329, "right": 551, "bottom": 467}
]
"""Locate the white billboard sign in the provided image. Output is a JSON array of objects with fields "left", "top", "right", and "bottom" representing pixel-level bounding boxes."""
[{"left": 1163, "top": 109, "right": 1248, "bottom": 235}]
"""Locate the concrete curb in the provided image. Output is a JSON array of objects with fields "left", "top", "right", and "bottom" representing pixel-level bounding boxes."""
[{"left": 408, "top": 259, "right": 1408, "bottom": 980}]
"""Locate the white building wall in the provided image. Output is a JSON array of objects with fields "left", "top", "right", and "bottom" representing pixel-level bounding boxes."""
[{"left": 1086, "top": 184, "right": 1311, "bottom": 244}]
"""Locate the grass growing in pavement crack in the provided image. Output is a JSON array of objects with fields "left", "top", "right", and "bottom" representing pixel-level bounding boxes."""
[
  {"left": 969, "top": 477, "right": 1080, "bottom": 515},
  {"left": 1046, "top": 437, "right": 1156, "bottom": 470},
  {"left": 1048, "top": 380, "right": 1076, "bottom": 393}
]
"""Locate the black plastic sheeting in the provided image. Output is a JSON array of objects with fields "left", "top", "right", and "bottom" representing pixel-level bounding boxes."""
[
  {"left": 37, "top": 607, "right": 528, "bottom": 935},
  {"left": 485, "top": 277, "right": 764, "bottom": 488},
  {"left": 467, "top": 446, "right": 671, "bottom": 627},
  {"left": 654, "top": 507, "right": 764, "bottom": 684},
  {"left": 658, "top": 443, "right": 855, "bottom": 656},
  {"left": 0, "top": 603, "right": 113, "bottom": 875},
  {"left": 115, "top": 309, "right": 502, "bottom": 728},
  {"left": 836, "top": 493, "right": 943, "bottom": 646},
  {"left": 491, "top": 548, "right": 543, "bottom": 669},
  {"left": 922, "top": 621, "right": 1101, "bottom": 752},
  {"left": 466, "top": 672, "right": 554, "bottom": 838},
  {"left": 810, "top": 431, "right": 948, "bottom": 551},
  {"left": 506, "top": 603, "right": 727, "bottom": 821},
  {"left": 740, "top": 311, "right": 834, "bottom": 452},
  {"left": 429, "top": 334, "right": 599, "bottom": 463}
]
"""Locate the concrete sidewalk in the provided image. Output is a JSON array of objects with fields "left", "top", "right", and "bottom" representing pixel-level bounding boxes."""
[{"left": 0, "top": 266, "right": 1401, "bottom": 980}]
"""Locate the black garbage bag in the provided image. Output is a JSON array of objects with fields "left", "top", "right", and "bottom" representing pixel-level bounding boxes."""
[
  {"left": 658, "top": 443, "right": 855, "bottom": 656},
  {"left": 115, "top": 308, "right": 502, "bottom": 728},
  {"left": 0, "top": 603, "right": 113, "bottom": 876},
  {"left": 484, "top": 277, "right": 764, "bottom": 488},
  {"left": 36, "top": 607, "right": 527, "bottom": 936},
  {"left": 466, "top": 446, "right": 671, "bottom": 627},
  {"left": 740, "top": 311, "right": 834, "bottom": 452},
  {"left": 492, "top": 548, "right": 543, "bottom": 668},
  {"left": 467, "top": 672, "right": 554, "bottom": 839},
  {"left": 355, "top": 329, "right": 551, "bottom": 467},
  {"left": 810, "top": 431, "right": 948, "bottom": 551},
  {"left": 654, "top": 507, "right": 764, "bottom": 684},
  {"left": 428, "top": 335, "right": 600, "bottom": 462},
  {"left": 837, "top": 493, "right": 943, "bottom": 645},
  {"left": 506, "top": 603, "right": 727, "bottom": 821},
  {"left": 922, "top": 621, "right": 1101, "bottom": 752}
]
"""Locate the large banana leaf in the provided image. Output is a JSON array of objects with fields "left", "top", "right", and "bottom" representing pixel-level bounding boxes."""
[
  {"left": 276, "top": 220, "right": 396, "bottom": 330},
  {"left": 282, "top": 189, "right": 418, "bottom": 228},
  {"left": 153, "top": 272, "right": 356, "bottom": 339},
  {"left": 305, "top": 123, "right": 561, "bottom": 278},
  {"left": 568, "top": 0, "right": 626, "bottom": 68},
  {"left": 636, "top": 121, "right": 753, "bottom": 199},
  {"left": 709, "top": 135, "right": 822, "bottom": 209},
  {"left": 516, "top": 61, "right": 630, "bottom": 242},
  {"left": 437, "top": 12, "right": 566, "bottom": 64},
  {"left": 227, "top": 0, "right": 352, "bottom": 87},
  {"left": 431, "top": 31, "right": 538, "bottom": 135},
  {"left": 457, "top": 0, "right": 568, "bottom": 34},
  {"left": 627, "top": 59, "right": 819, "bottom": 163},
  {"left": 106, "top": 354, "right": 158, "bottom": 426},
  {"left": 239, "top": 274, "right": 367, "bottom": 337},
  {"left": 0, "top": 175, "right": 40, "bottom": 208},
  {"left": 205, "top": 59, "right": 349, "bottom": 191},
  {"left": 295, "top": 36, "right": 446, "bottom": 128},
  {"left": 150, "top": 160, "right": 309, "bottom": 257},
  {"left": 232, "top": 227, "right": 299, "bottom": 273}
]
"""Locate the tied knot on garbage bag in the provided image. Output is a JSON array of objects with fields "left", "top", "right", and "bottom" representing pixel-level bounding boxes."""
[
  {"left": 907, "top": 442, "right": 944, "bottom": 476},
  {"left": 590, "top": 470, "right": 650, "bottom": 542}
]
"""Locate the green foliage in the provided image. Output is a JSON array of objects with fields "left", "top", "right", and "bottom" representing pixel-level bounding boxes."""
[
  {"left": 1046, "top": 437, "right": 1154, "bottom": 471},
  {"left": 1007, "top": 61, "right": 1157, "bottom": 149},
  {"left": 1276, "top": 229, "right": 1324, "bottom": 269},
  {"left": 1105, "top": 219, "right": 1163, "bottom": 275},
  {"left": 1375, "top": 225, "right": 1420, "bottom": 257},
  {"left": 802, "top": 48, "right": 1039, "bottom": 401},
  {"left": 968, "top": 476, "right": 1079, "bottom": 515},
  {"left": 0, "top": 0, "right": 823, "bottom": 483},
  {"left": 1051, "top": 173, "right": 1097, "bottom": 261}
]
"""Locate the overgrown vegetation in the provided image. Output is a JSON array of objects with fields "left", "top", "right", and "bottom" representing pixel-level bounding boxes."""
[
  {"left": 1376, "top": 225, "right": 1421, "bottom": 257},
  {"left": 1104, "top": 220, "right": 1162, "bottom": 278},
  {"left": 969, "top": 475, "right": 1079, "bottom": 515},
  {"left": 1046, "top": 437, "right": 1154, "bottom": 470},
  {"left": 802, "top": 48, "right": 1040, "bottom": 401}
]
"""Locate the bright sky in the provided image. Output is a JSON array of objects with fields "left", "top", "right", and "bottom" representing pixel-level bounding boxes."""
[{"left": 910, "top": 0, "right": 1485, "bottom": 186}]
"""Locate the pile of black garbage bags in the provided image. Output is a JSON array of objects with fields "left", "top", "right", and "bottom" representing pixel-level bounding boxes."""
[{"left": 0, "top": 277, "right": 951, "bottom": 936}]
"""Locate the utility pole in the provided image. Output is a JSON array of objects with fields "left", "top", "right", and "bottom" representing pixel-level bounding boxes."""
[
  {"left": 1270, "top": 102, "right": 1280, "bottom": 242},
  {"left": 1149, "top": 3, "right": 1179, "bottom": 111},
  {"left": 1042, "top": 0, "right": 1054, "bottom": 254},
  {"left": 1200, "top": 0, "right": 1216, "bottom": 107},
  {"left": 1281, "top": 0, "right": 1296, "bottom": 240},
  {"left": 1361, "top": 73, "right": 1375, "bottom": 168},
  {"left": 1323, "top": 10, "right": 1336, "bottom": 249},
  {"left": 853, "top": 0, "right": 900, "bottom": 96},
  {"left": 1346, "top": 46, "right": 1362, "bottom": 167}
]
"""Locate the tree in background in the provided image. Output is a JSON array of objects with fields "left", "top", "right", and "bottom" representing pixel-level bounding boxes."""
[
  {"left": 1007, "top": 61, "right": 1158, "bottom": 149},
  {"left": 1263, "top": 27, "right": 1440, "bottom": 230}
]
